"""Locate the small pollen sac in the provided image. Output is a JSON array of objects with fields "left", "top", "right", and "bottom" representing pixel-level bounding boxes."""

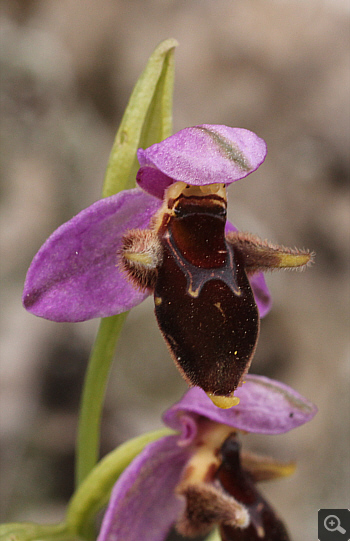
[
  {"left": 168, "top": 181, "right": 227, "bottom": 200},
  {"left": 207, "top": 393, "right": 240, "bottom": 409},
  {"left": 199, "top": 183, "right": 225, "bottom": 195},
  {"left": 165, "top": 181, "right": 187, "bottom": 201}
]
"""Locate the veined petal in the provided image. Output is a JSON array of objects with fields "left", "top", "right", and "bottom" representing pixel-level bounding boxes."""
[
  {"left": 97, "top": 435, "right": 190, "bottom": 541},
  {"left": 137, "top": 125, "right": 267, "bottom": 199},
  {"left": 163, "top": 375, "right": 317, "bottom": 435},
  {"left": 22, "top": 189, "right": 161, "bottom": 322},
  {"left": 225, "top": 221, "right": 272, "bottom": 318}
]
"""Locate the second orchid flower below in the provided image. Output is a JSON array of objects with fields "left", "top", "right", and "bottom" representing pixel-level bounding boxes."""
[
  {"left": 97, "top": 375, "right": 317, "bottom": 541},
  {"left": 23, "top": 125, "right": 313, "bottom": 406}
]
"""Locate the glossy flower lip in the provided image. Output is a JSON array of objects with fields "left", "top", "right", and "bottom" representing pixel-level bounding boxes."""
[
  {"left": 137, "top": 125, "right": 267, "bottom": 199},
  {"left": 97, "top": 375, "right": 317, "bottom": 541},
  {"left": 22, "top": 124, "right": 270, "bottom": 323}
]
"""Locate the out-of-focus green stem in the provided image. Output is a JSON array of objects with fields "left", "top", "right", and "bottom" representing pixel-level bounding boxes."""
[
  {"left": 68, "top": 429, "right": 174, "bottom": 539},
  {"left": 75, "top": 313, "right": 127, "bottom": 487}
]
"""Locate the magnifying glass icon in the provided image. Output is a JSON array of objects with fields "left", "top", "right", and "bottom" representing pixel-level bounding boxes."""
[{"left": 324, "top": 515, "right": 346, "bottom": 534}]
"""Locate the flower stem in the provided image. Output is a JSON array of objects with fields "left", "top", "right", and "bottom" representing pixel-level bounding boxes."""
[
  {"left": 0, "top": 522, "right": 82, "bottom": 541},
  {"left": 75, "top": 313, "right": 127, "bottom": 487},
  {"left": 68, "top": 429, "right": 174, "bottom": 539}
]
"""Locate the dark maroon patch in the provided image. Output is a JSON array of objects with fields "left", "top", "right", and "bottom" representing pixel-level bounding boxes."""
[
  {"left": 218, "top": 435, "right": 291, "bottom": 541},
  {"left": 154, "top": 194, "right": 259, "bottom": 396}
]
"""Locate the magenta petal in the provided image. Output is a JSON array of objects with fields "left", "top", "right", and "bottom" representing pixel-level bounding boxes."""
[
  {"left": 248, "top": 271, "right": 272, "bottom": 318},
  {"left": 22, "top": 189, "right": 162, "bottom": 322},
  {"left": 163, "top": 375, "right": 317, "bottom": 435},
  {"left": 97, "top": 435, "right": 190, "bottom": 541},
  {"left": 137, "top": 125, "right": 267, "bottom": 198},
  {"left": 225, "top": 220, "right": 272, "bottom": 318},
  {"left": 136, "top": 165, "right": 174, "bottom": 200}
]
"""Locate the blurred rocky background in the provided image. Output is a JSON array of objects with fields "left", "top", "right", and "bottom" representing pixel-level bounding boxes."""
[{"left": 0, "top": 1, "right": 349, "bottom": 540}]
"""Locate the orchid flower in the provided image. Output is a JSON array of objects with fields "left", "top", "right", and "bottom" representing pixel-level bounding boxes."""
[
  {"left": 97, "top": 374, "right": 317, "bottom": 541},
  {"left": 23, "top": 125, "right": 312, "bottom": 405}
]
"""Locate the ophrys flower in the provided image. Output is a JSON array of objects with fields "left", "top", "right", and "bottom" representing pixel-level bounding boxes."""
[
  {"left": 97, "top": 375, "right": 317, "bottom": 541},
  {"left": 23, "top": 125, "right": 312, "bottom": 406}
]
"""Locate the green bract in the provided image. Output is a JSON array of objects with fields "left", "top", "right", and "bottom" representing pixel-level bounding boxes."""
[{"left": 103, "top": 38, "right": 177, "bottom": 197}]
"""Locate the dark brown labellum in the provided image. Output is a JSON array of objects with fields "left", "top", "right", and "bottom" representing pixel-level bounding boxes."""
[
  {"left": 122, "top": 182, "right": 312, "bottom": 401},
  {"left": 154, "top": 186, "right": 259, "bottom": 397}
]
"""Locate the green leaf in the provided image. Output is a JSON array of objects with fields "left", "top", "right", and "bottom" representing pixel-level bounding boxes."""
[
  {"left": 75, "top": 313, "right": 127, "bottom": 489},
  {"left": 68, "top": 429, "right": 174, "bottom": 539},
  {"left": 102, "top": 38, "right": 178, "bottom": 198}
]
